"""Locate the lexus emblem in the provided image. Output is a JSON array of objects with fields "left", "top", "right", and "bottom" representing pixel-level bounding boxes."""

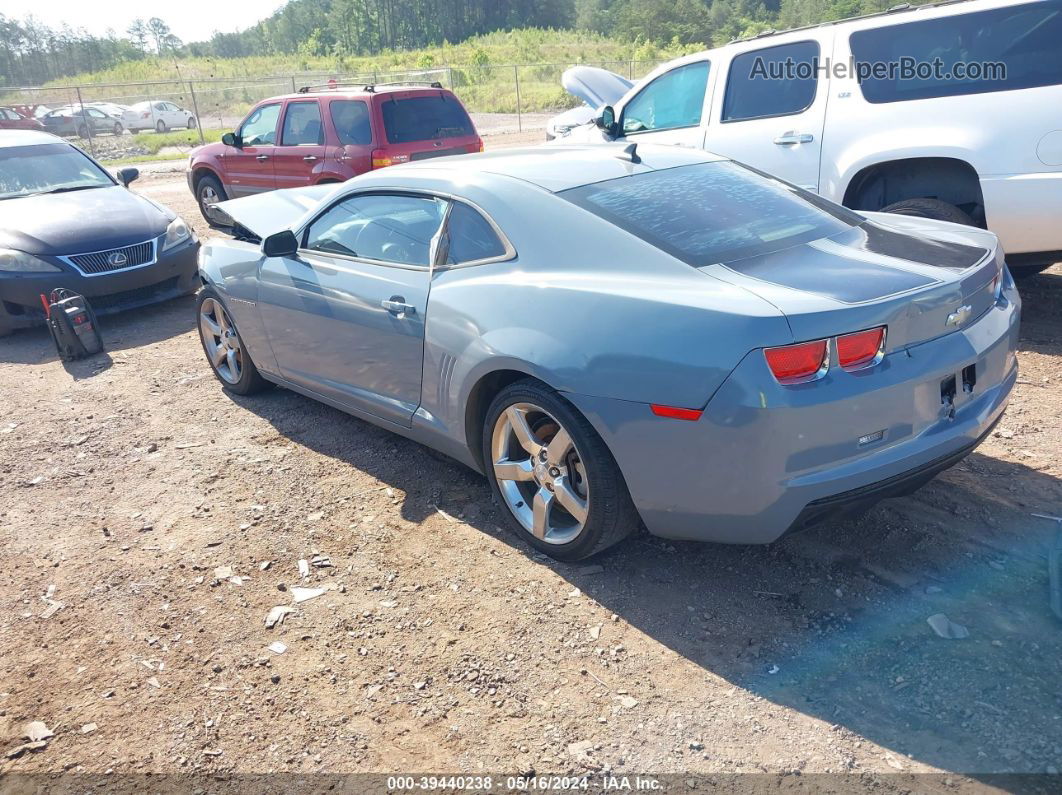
[
  {"left": 946, "top": 304, "right": 972, "bottom": 327},
  {"left": 107, "top": 251, "right": 128, "bottom": 267}
]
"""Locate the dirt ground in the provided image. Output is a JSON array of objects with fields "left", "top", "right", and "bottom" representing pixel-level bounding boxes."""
[{"left": 0, "top": 158, "right": 1060, "bottom": 788}]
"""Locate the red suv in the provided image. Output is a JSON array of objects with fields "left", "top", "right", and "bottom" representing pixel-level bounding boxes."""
[{"left": 187, "top": 82, "right": 483, "bottom": 225}]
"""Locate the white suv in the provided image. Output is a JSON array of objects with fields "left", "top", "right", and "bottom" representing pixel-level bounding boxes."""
[{"left": 562, "top": 0, "right": 1062, "bottom": 274}]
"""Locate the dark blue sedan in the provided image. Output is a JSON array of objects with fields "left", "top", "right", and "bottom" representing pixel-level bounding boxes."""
[{"left": 0, "top": 130, "right": 199, "bottom": 336}]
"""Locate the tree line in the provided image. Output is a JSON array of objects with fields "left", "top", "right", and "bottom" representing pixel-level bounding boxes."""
[{"left": 0, "top": 0, "right": 906, "bottom": 86}]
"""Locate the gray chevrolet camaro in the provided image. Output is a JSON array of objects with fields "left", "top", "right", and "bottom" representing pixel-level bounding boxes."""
[{"left": 196, "top": 143, "right": 1020, "bottom": 561}]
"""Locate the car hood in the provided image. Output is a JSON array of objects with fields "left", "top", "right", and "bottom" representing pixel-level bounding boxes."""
[
  {"left": 0, "top": 186, "right": 173, "bottom": 256},
  {"left": 561, "top": 66, "right": 633, "bottom": 109},
  {"left": 215, "top": 184, "right": 337, "bottom": 237}
]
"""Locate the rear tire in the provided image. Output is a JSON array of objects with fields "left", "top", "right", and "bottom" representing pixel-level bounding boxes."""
[
  {"left": 156, "top": 119, "right": 167, "bottom": 133},
  {"left": 196, "top": 287, "right": 270, "bottom": 396},
  {"left": 77, "top": 124, "right": 89, "bottom": 139},
  {"left": 483, "top": 379, "right": 639, "bottom": 561},
  {"left": 881, "top": 198, "right": 974, "bottom": 227},
  {"left": 195, "top": 174, "right": 229, "bottom": 228}
]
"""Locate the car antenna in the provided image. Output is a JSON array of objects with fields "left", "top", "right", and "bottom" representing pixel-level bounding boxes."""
[{"left": 618, "top": 142, "right": 640, "bottom": 164}]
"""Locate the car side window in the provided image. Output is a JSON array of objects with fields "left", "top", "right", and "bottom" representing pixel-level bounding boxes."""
[
  {"left": 154, "top": 103, "right": 166, "bottom": 111},
  {"left": 281, "top": 101, "right": 323, "bottom": 146},
  {"left": 722, "top": 40, "right": 820, "bottom": 122},
  {"left": 87, "top": 108, "right": 106, "bottom": 119},
  {"left": 621, "top": 61, "right": 710, "bottom": 135},
  {"left": 239, "top": 103, "right": 281, "bottom": 146},
  {"left": 446, "top": 203, "right": 508, "bottom": 265},
  {"left": 304, "top": 194, "right": 446, "bottom": 267},
  {"left": 329, "top": 100, "right": 372, "bottom": 146}
]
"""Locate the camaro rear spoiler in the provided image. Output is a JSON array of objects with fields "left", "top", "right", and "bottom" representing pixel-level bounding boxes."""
[{"left": 214, "top": 184, "right": 336, "bottom": 238}]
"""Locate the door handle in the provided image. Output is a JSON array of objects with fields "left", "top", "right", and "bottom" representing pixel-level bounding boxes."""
[
  {"left": 302, "top": 155, "right": 318, "bottom": 162},
  {"left": 774, "top": 132, "right": 814, "bottom": 146},
  {"left": 381, "top": 297, "right": 416, "bottom": 316},
  {"left": 256, "top": 154, "right": 269, "bottom": 161}
]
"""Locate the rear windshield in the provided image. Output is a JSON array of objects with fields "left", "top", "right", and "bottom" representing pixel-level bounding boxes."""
[
  {"left": 0, "top": 143, "right": 113, "bottom": 200},
  {"left": 560, "top": 161, "right": 860, "bottom": 266},
  {"left": 380, "top": 94, "right": 475, "bottom": 144}
]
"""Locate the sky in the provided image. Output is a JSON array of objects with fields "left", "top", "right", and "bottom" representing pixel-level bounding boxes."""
[{"left": 3, "top": 0, "right": 288, "bottom": 44}]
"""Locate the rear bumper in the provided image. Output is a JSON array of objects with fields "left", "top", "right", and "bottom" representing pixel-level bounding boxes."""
[
  {"left": 566, "top": 280, "right": 1021, "bottom": 544},
  {"left": 0, "top": 239, "right": 199, "bottom": 332}
]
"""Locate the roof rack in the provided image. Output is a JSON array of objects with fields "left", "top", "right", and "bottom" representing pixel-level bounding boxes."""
[
  {"left": 727, "top": 0, "right": 973, "bottom": 44},
  {"left": 296, "top": 80, "right": 444, "bottom": 94}
]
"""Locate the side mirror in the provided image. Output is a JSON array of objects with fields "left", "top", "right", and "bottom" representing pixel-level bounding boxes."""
[
  {"left": 262, "top": 230, "right": 298, "bottom": 258},
  {"left": 595, "top": 105, "right": 618, "bottom": 138},
  {"left": 221, "top": 132, "right": 241, "bottom": 148},
  {"left": 116, "top": 167, "right": 139, "bottom": 187}
]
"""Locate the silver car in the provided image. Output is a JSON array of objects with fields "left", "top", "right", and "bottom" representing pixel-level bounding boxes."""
[{"left": 196, "top": 144, "right": 1020, "bottom": 561}]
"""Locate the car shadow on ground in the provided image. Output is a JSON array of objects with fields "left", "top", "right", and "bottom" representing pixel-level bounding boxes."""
[
  {"left": 224, "top": 266, "right": 1062, "bottom": 780},
  {"left": 236, "top": 373, "right": 1062, "bottom": 780},
  {"left": 0, "top": 294, "right": 196, "bottom": 366}
]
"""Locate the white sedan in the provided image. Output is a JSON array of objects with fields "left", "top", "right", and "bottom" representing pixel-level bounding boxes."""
[{"left": 130, "top": 100, "right": 197, "bottom": 133}]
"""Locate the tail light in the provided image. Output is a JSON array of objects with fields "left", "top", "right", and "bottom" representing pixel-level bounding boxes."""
[
  {"left": 836, "top": 326, "right": 886, "bottom": 370},
  {"left": 764, "top": 339, "right": 829, "bottom": 383},
  {"left": 468, "top": 140, "right": 484, "bottom": 153},
  {"left": 371, "top": 149, "right": 409, "bottom": 169}
]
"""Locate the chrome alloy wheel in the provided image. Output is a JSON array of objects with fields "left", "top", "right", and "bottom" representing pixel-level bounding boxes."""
[
  {"left": 491, "top": 403, "right": 589, "bottom": 545},
  {"left": 199, "top": 297, "right": 243, "bottom": 384}
]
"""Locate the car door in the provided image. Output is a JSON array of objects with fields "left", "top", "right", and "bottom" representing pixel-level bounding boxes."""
[
  {"left": 704, "top": 36, "right": 831, "bottom": 192},
  {"left": 86, "top": 108, "right": 110, "bottom": 134},
  {"left": 257, "top": 191, "right": 447, "bottom": 425},
  {"left": 164, "top": 102, "right": 187, "bottom": 128},
  {"left": 273, "top": 100, "right": 326, "bottom": 189},
  {"left": 226, "top": 102, "right": 281, "bottom": 197},
  {"left": 614, "top": 60, "right": 712, "bottom": 149}
]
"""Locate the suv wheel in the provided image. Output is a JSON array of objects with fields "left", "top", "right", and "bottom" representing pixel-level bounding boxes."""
[
  {"left": 484, "top": 379, "right": 639, "bottom": 561},
  {"left": 881, "top": 198, "right": 974, "bottom": 227},
  {"left": 196, "top": 174, "right": 229, "bottom": 228}
]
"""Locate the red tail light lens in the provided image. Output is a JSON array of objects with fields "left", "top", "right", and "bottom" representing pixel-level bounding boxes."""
[
  {"left": 836, "top": 327, "right": 885, "bottom": 370},
  {"left": 764, "top": 339, "right": 829, "bottom": 383}
]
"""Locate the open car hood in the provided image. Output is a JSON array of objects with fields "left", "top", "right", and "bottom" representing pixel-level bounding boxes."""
[
  {"left": 561, "top": 66, "right": 633, "bottom": 109},
  {"left": 213, "top": 184, "right": 335, "bottom": 237}
]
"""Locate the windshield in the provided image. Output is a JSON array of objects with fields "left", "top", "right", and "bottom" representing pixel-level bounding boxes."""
[
  {"left": 380, "top": 94, "right": 475, "bottom": 144},
  {"left": 0, "top": 143, "right": 114, "bottom": 200},
  {"left": 560, "top": 161, "right": 861, "bottom": 265}
]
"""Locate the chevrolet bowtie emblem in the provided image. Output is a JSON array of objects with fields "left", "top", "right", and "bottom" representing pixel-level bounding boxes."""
[{"left": 946, "top": 304, "right": 972, "bottom": 327}]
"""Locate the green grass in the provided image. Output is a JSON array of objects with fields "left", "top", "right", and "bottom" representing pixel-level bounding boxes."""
[
  {"left": 132, "top": 128, "right": 224, "bottom": 154},
  {"left": 100, "top": 152, "right": 190, "bottom": 166},
  {"left": 8, "top": 29, "right": 697, "bottom": 117}
]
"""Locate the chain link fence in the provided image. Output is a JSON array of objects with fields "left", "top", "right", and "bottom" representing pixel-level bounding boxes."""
[{"left": 0, "top": 60, "right": 665, "bottom": 160}]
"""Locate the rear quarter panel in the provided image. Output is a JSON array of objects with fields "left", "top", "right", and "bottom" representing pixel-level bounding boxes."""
[{"left": 412, "top": 181, "right": 793, "bottom": 456}]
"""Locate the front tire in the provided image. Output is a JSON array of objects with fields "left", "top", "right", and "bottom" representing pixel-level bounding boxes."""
[
  {"left": 195, "top": 174, "right": 229, "bottom": 228},
  {"left": 113, "top": 122, "right": 123, "bottom": 136},
  {"left": 197, "top": 287, "right": 269, "bottom": 395},
  {"left": 483, "top": 379, "right": 639, "bottom": 561},
  {"left": 881, "top": 198, "right": 974, "bottom": 226},
  {"left": 187, "top": 117, "right": 197, "bottom": 129}
]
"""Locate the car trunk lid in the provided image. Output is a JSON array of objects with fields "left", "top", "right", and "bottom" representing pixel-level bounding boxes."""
[{"left": 701, "top": 215, "right": 1002, "bottom": 350}]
